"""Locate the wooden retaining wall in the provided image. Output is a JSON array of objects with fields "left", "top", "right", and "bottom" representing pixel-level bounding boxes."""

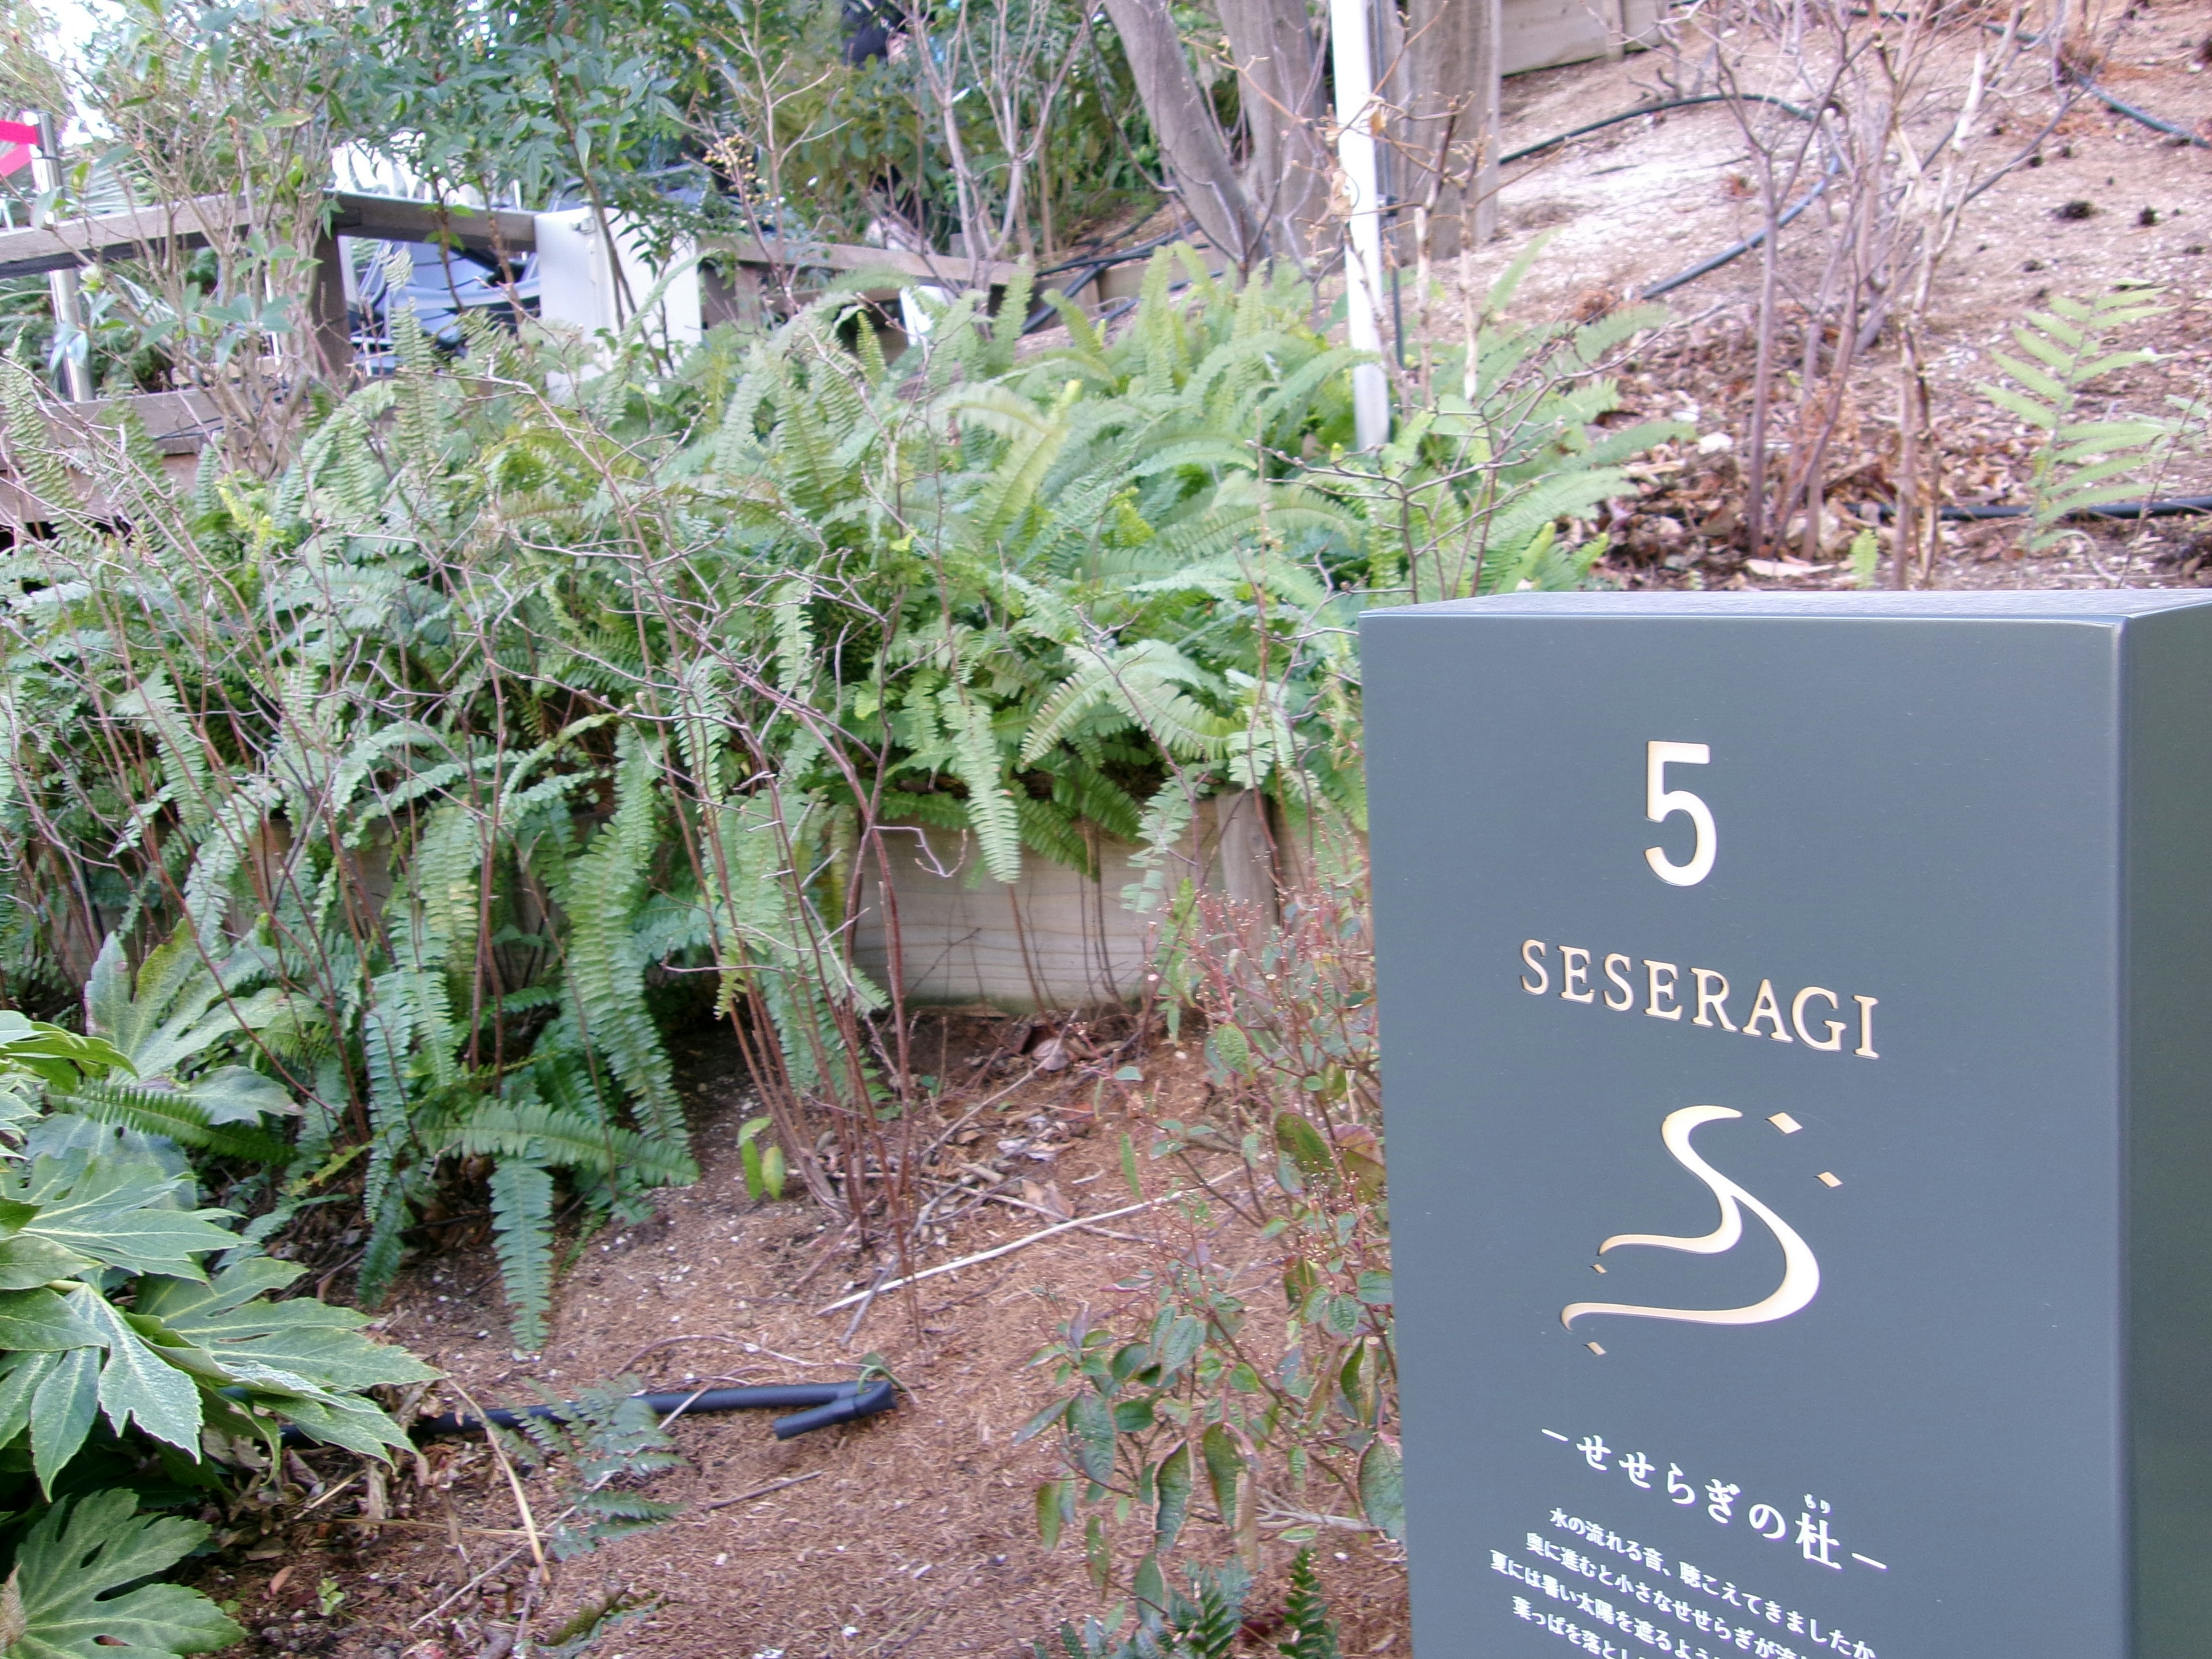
[
  {"left": 851, "top": 791, "right": 1275, "bottom": 1008},
  {"left": 1504, "top": 0, "right": 1665, "bottom": 74}
]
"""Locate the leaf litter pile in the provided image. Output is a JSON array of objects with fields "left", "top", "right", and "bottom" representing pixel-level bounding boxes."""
[{"left": 193, "top": 1018, "right": 1408, "bottom": 1659}]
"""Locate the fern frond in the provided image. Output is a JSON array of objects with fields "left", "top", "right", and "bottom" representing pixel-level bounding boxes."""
[
  {"left": 490, "top": 1158, "right": 556, "bottom": 1352},
  {"left": 555, "top": 731, "right": 692, "bottom": 1160},
  {"left": 50, "top": 1077, "right": 289, "bottom": 1163},
  {"left": 941, "top": 689, "right": 1022, "bottom": 883},
  {"left": 450, "top": 1104, "right": 695, "bottom": 1187}
]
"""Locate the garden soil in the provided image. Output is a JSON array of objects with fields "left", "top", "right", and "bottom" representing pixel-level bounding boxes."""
[
  {"left": 204, "top": 1022, "right": 1408, "bottom": 1659},
  {"left": 1473, "top": 0, "right": 2212, "bottom": 591}
]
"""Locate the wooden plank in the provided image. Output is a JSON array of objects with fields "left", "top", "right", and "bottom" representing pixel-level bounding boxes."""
[
  {"left": 326, "top": 192, "right": 535, "bottom": 258},
  {"left": 703, "top": 234, "right": 1020, "bottom": 288},
  {"left": 0, "top": 194, "right": 249, "bottom": 280},
  {"left": 0, "top": 191, "right": 1022, "bottom": 290},
  {"left": 0, "top": 388, "right": 222, "bottom": 531},
  {"left": 0, "top": 190, "right": 537, "bottom": 282}
]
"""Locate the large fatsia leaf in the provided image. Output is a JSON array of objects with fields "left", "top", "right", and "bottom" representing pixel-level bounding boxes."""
[
  {"left": 67, "top": 1288, "right": 202, "bottom": 1456},
  {"left": 0, "top": 1490, "right": 243, "bottom": 1658},
  {"left": 7, "top": 1154, "right": 236, "bottom": 1281},
  {"left": 134, "top": 1257, "right": 437, "bottom": 1399}
]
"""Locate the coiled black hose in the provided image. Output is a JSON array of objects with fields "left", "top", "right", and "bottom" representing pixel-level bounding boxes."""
[{"left": 412, "top": 1379, "right": 897, "bottom": 1442}]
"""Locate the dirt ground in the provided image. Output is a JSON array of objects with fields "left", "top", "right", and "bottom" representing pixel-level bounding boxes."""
[
  {"left": 204, "top": 1019, "right": 1406, "bottom": 1659},
  {"left": 1466, "top": 0, "right": 2211, "bottom": 591}
]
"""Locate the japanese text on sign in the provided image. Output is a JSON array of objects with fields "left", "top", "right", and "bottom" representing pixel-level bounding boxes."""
[{"left": 1549, "top": 1429, "right": 1886, "bottom": 1573}]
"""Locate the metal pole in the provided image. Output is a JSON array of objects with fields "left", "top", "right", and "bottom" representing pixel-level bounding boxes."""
[
  {"left": 1328, "top": 0, "right": 1390, "bottom": 449},
  {"left": 27, "top": 112, "right": 92, "bottom": 403}
]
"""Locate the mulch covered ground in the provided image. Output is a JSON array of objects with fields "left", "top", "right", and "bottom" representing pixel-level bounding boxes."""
[{"left": 200, "top": 1018, "right": 1407, "bottom": 1659}]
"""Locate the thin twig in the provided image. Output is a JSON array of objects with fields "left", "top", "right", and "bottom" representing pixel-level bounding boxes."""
[
  {"left": 980, "top": 1188, "right": 1143, "bottom": 1240},
  {"left": 418, "top": 1543, "right": 531, "bottom": 1626},
  {"left": 296, "top": 1470, "right": 363, "bottom": 1516},
  {"left": 700, "top": 1469, "right": 825, "bottom": 1512},
  {"left": 344, "top": 1516, "right": 531, "bottom": 1539},
  {"left": 813, "top": 1195, "right": 1175, "bottom": 1314},
  {"left": 448, "top": 1380, "right": 547, "bottom": 1577},
  {"left": 841, "top": 1262, "right": 895, "bottom": 1345},
  {"left": 615, "top": 1332, "right": 772, "bottom": 1374}
]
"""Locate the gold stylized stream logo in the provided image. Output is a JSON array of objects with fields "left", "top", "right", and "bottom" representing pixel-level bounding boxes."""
[{"left": 1563, "top": 1106, "right": 1821, "bottom": 1332}]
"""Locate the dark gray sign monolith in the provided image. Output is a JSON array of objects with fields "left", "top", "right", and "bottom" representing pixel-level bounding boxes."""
[{"left": 1362, "top": 592, "right": 2212, "bottom": 1659}]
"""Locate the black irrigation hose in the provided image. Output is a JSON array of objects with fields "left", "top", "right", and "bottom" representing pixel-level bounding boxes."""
[
  {"left": 2085, "top": 82, "right": 2211, "bottom": 151},
  {"left": 1022, "top": 226, "right": 1190, "bottom": 334},
  {"left": 1978, "top": 14, "right": 2212, "bottom": 151},
  {"left": 1018, "top": 93, "right": 1836, "bottom": 335},
  {"left": 411, "top": 1380, "right": 899, "bottom": 1443},
  {"left": 1639, "top": 164, "right": 1836, "bottom": 298},
  {"left": 1868, "top": 495, "right": 2212, "bottom": 523},
  {"left": 1498, "top": 91, "right": 1824, "bottom": 164},
  {"left": 1012, "top": 64, "right": 2203, "bottom": 334},
  {"left": 1499, "top": 92, "right": 1840, "bottom": 300}
]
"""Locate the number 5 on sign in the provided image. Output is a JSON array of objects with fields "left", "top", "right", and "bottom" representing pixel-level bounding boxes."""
[{"left": 1645, "top": 741, "right": 1714, "bottom": 887}]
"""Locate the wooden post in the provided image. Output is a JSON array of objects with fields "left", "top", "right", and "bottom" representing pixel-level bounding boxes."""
[
  {"left": 308, "top": 231, "right": 354, "bottom": 384},
  {"left": 1329, "top": 0, "right": 1391, "bottom": 449}
]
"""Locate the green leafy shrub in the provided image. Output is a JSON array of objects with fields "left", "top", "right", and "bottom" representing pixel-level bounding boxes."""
[
  {"left": 1022, "top": 864, "right": 1393, "bottom": 1606},
  {"left": 0, "top": 241, "right": 1670, "bottom": 1351},
  {"left": 0, "top": 1013, "right": 434, "bottom": 1657},
  {"left": 1035, "top": 1558, "right": 1252, "bottom": 1659},
  {"left": 1033, "top": 1548, "right": 1340, "bottom": 1659}
]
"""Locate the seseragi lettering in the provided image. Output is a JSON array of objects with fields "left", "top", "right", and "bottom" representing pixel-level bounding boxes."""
[{"left": 1520, "top": 938, "right": 1880, "bottom": 1059}]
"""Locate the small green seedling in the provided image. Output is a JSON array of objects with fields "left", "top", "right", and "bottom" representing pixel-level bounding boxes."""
[
  {"left": 1849, "top": 527, "right": 1880, "bottom": 589},
  {"left": 738, "top": 1116, "right": 786, "bottom": 1202}
]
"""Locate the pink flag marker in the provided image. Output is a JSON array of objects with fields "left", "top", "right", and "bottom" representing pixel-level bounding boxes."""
[{"left": 0, "top": 120, "right": 40, "bottom": 178}]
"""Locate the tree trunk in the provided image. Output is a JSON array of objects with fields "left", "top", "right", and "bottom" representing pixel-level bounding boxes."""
[
  {"left": 1215, "top": 0, "right": 1330, "bottom": 258},
  {"left": 1101, "top": 0, "right": 1268, "bottom": 267},
  {"left": 1401, "top": 0, "right": 1501, "bottom": 255}
]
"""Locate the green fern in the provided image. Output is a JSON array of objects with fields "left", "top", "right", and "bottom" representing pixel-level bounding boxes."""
[
  {"left": 1176, "top": 1562, "right": 1250, "bottom": 1659},
  {"left": 489, "top": 1158, "right": 556, "bottom": 1352},
  {"left": 1278, "top": 1550, "right": 1340, "bottom": 1659},
  {"left": 494, "top": 1377, "right": 685, "bottom": 1559},
  {"left": 1980, "top": 286, "right": 2177, "bottom": 552},
  {"left": 555, "top": 732, "right": 694, "bottom": 1161}
]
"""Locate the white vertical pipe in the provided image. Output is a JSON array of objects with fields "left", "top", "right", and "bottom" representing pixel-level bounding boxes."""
[
  {"left": 1328, "top": 0, "right": 1390, "bottom": 450},
  {"left": 28, "top": 112, "right": 90, "bottom": 403}
]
